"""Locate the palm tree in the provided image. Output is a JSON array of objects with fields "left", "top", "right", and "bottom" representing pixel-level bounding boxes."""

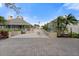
[
  {"left": 63, "top": 14, "right": 78, "bottom": 34},
  {"left": 56, "top": 16, "right": 65, "bottom": 36},
  {"left": 56, "top": 14, "right": 78, "bottom": 37}
]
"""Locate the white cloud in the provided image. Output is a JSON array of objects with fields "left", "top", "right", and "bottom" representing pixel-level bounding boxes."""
[
  {"left": 63, "top": 3, "right": 79, "bottom": 10},
  {"left": 39, "top": 21, "right": 49, "bottom": 26},
  {"left": 76, "top": 17, "right": 79, "bottom": 20},
  {"left": 23, "top": 16, "right": 36, "bottom": 25},
  {"left": 32, "top": 16, "right": 37, "bottom": 19},
  {"left": 7, "top": 11, "right": 15, "bottom": 16},
  {"left": 5, "top": 10, "right": 16, "bottom": 19},
  {"left": 0, "top": 3, "right": 3, "bottom": 7},
  {"left": 23, "top": 16, "right": 41, "bottom": 25},
  {"left": 23, "top": 16, "right": 51, "bottom": 26}
]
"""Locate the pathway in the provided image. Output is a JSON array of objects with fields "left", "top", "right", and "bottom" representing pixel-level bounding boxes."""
[{"left": 0, "top": 29, "right": 79, "bottom": 56}]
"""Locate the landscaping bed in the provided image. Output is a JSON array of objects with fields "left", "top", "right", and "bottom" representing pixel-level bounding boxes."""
[
  {"left": 0, "top": 30, "right": 9, "bottom": 39},
  {"left": 57, "top": 32, "right": 79, "bottom": 38},
  {"left": 0, "top": 28, "right": 28, "bottom": 39},
  {"left": 9, "top": 30, "right": 21, "bottom": 37}
]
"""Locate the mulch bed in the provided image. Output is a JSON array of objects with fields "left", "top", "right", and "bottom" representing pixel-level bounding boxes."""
[
  {"left": 57, "top": 34, "right": 79, "bottom": 38},
  {"left": 0, "top": 31, "right": 9, "bottom": 39}
]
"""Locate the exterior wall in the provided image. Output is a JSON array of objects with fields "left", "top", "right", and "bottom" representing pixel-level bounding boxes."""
[
  {"left": 48, "top": 22, "right": 57, "bottom": 32},
  {"left": 47, "top": 22, "right": 79, "bottom": 33},
  {"left": 67, "top": 24, "right": 79, "bottom": 33},
  {"left": 7, "top": 25, "right": 26, "bottom": 30},
  {"left": 0, "top": 25, "right": 29, "bottom": 31}
]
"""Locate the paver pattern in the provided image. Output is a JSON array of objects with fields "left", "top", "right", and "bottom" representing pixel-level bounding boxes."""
[{"left": 0, "top": 29, "right": 79, "bottom": 56}]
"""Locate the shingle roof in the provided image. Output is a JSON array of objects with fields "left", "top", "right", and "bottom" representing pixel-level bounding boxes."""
[{"left": 7, "top": 18, "right": 31, "bottom": 25}]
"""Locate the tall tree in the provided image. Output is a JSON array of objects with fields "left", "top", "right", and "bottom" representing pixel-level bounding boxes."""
[
  {"left": 0, "top": 16, "right": 6, "bottom": 24},
  {"left": 4, "top": 3, "right": 21, "bottom": 15},
  {"left": 56, "top": 16, "right": 65, "bottom": 36},
  {"left": 56, "top": 14, "right": 78, "bottom": 36}
]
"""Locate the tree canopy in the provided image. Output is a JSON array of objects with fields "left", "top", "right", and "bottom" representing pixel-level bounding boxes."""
[
  {"left": 0, "top": 16, "right": 7, "bottom": 24},
  {"left": 5, "top": 3, "right": 21, "bottom": 15}
]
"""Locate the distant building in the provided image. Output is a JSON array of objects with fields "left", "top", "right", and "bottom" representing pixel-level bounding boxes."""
[
  {"left": 0, "top": 16, "right": 32, "bottom": 30},
  {"left": 47, "top": 20, "right": 57, "bottom": 32},
  {"left": 47, "top": 19, "right": 79, "bottom": 33},
  {"left": 67, "top": 23, "right": 79, "bottom": 33}
]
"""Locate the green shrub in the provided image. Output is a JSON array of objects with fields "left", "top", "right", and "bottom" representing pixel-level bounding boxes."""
[{"left": 68, "top": 32, "right": 79, "bottom": 38}]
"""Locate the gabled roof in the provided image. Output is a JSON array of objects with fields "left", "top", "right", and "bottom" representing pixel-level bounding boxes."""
[{"left": 7, "top": 17, "right": 31, "bottom": 25}]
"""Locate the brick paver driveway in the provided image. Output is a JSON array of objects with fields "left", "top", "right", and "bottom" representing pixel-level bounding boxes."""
[{"left": 0, "top": 29, "right": 79, "bottom": 56}]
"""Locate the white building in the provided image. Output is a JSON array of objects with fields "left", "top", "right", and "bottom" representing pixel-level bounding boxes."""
[{"left": 67, "top": 24, "right": 79, "bottom": 33}]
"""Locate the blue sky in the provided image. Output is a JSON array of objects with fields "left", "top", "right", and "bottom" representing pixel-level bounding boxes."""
[{"left": 0, "top": 3, "right": 79, "bottom": 25}]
